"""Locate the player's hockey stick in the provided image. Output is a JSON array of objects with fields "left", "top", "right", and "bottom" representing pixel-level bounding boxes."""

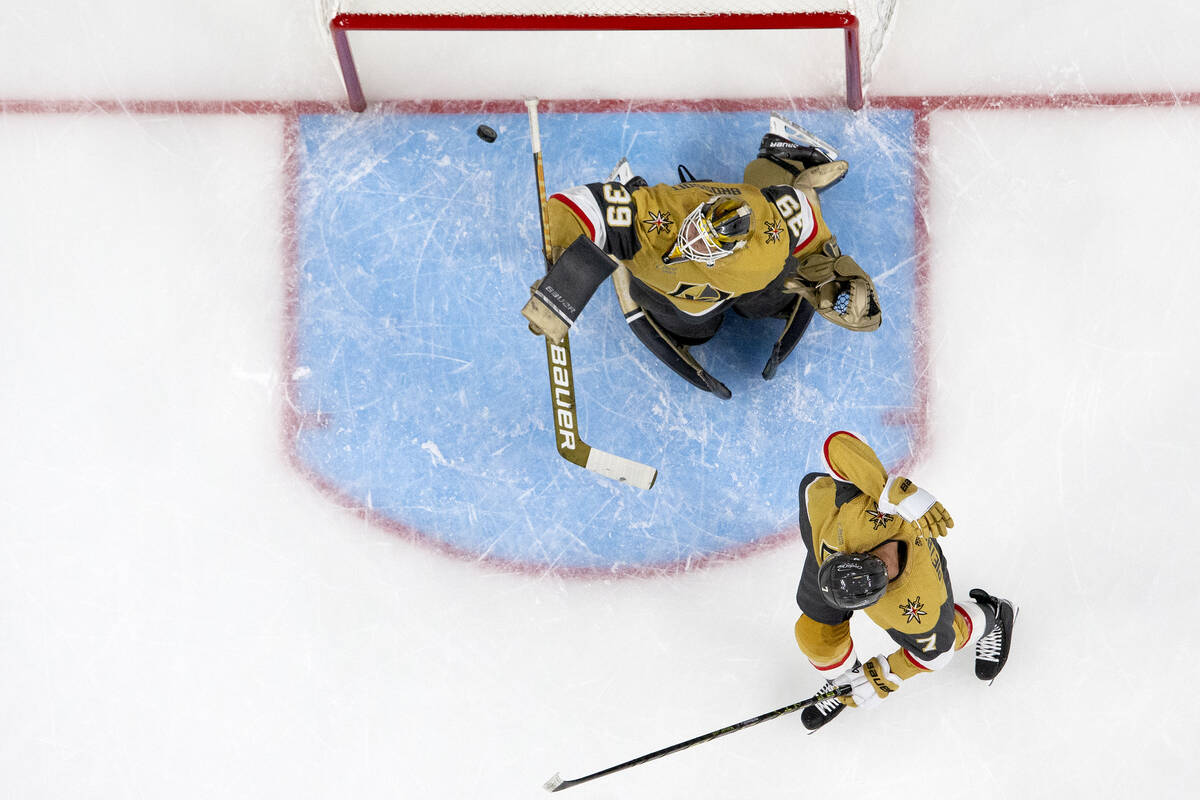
[
  {"left": 542, "top": 684, "right": 852, "bottom": 792},
  {"left": 524, "top": 99, "right": 658, "bottom": 490}
]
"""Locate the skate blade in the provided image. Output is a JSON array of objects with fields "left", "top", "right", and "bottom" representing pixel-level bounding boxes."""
[
  {"left": 769, "top": 114, "right": 840, "bottom": 161},
  {"left": 606, "top": 158, "right": 633, "bottom": 184},
  {"left": 986, "top": 603, "right": 1020, "bottom": 686}
]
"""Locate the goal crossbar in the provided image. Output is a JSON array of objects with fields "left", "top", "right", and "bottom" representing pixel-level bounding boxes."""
[{"left": 330, "top": 12, "right": 863, "bottom": 111}]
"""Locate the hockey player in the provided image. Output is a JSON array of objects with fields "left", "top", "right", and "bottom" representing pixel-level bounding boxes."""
[
  {"left": 793, "top": 430, "right": 1018, "bottom": 731},
  {"left": 520, "top": 117, "right": 882, "bottom": 399}
]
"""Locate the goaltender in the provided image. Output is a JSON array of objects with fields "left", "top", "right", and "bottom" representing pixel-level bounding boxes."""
[{"left": 519, "top": 116, "right": 882, "bottom": 398}]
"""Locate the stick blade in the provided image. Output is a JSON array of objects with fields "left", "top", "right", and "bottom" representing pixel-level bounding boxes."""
[
  {"left": 543, "top": 772, "right": 564, "bottom": 792},
  {"left": 584, "top": 448, "right": 658, "bottom": 490}
]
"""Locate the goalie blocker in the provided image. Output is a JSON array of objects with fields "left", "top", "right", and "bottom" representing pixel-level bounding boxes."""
[{"left": 522, "top": 235, "right": 617, "bottom": 343}]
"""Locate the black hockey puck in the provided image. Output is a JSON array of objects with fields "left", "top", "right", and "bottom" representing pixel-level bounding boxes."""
[{"left": 476, "top": 124, "right": 497, "bottom": 143}]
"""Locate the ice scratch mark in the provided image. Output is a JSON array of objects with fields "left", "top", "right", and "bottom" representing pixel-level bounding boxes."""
[{"left": 421, "top": 440, "right": 449, "bottom": 466}]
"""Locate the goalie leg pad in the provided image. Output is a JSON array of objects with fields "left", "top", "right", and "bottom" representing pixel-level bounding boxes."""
[
  {"left": 747, "top": 117, "right": 846, "bottom": 191},
  {"left": 521, "top": 234, "right": 617, "bottom": 342},
  {"left": 612, "top": 266, "right": 731, "bottom": 399},
  {"left": 625, "top": 310, "right": 732, "bottom": 399},
  {"left": 762, "top": 296, "right": 815, "bottom": 380},
  {"left": 744, "top": 155, "right": 848, "bottom": 192}
]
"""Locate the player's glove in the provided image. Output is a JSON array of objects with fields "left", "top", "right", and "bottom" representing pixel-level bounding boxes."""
[
  {"left": 834, "top": 655, "right": 899, "bottom": 710},
  {"left": 877, "top": 475, "right": 954, "bottom": 537},
  {"left": 782, "top": 241, "right": 881, "bottom": 333}
]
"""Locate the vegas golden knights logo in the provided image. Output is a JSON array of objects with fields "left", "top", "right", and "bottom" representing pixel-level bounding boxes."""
[
  {"left": 899, "top": 596, "right": 927, "bottom": 624},
  {"left": 667, "top": 283, "right": 733, "bottom": 304},
  {"left": 642, "top": 210, "right": 673, "bottom": 235}
]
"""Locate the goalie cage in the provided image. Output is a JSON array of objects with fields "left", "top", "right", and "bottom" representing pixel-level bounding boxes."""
[{"left": 326, "top": 2, "right": 900, "bottom": 111}]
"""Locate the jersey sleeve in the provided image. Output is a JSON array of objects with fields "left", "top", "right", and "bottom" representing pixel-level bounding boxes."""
[
  {"left": 820, "top": 431, "right": 888, "bottom": 500},
  {"left": 547, "top": 182, "right": 642, "bottom": 261},
  {"left": 759, "top": 185, "right": 823, "bottom": 255}
]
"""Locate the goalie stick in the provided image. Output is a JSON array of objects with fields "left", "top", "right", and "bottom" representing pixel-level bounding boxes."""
[
  {"left": 543, "top": 684, "right": 852, "bottom": 792},
  {"left": 524, "top": 99, "right": 658, "bottom": 490}
]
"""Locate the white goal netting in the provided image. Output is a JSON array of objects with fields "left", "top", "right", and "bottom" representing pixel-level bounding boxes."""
[{"left": 319, "top": 0, "right": 898, "bottom": 105}]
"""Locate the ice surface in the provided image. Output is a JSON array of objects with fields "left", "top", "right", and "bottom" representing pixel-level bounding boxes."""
[
  {"left": 2, "top": 2, "right": 1199, "bottom": 799},
  {"left": 289, "top": 108, "right": 920, "bottom": 571}
]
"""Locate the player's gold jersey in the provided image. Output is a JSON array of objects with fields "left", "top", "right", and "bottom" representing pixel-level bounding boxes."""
[
  {"left": 801, "top": 432, "right": 966, "bottom": 678},
  {"left": 547, "top": 180, "right": 832, "bottom": 317}
]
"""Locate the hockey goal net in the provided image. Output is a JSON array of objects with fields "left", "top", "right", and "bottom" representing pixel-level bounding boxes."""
[{"left": 325, "top": 1, "right": 897, "bottom": 111}]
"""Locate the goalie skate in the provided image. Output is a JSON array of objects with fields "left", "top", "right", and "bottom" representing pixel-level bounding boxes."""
[
  {"left": 769, "top": 114, "right": 840, "bottom": 163},
  {"left": 607, "top": 158, "right": 633, "bottom": 185}
]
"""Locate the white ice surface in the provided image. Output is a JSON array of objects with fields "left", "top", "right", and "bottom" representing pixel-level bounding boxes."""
[{"left": 3, "top": 2, "right": 1199, "bottom": 798}]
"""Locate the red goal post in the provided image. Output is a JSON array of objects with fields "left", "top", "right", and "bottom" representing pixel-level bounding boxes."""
[{"left": 329, "top": 12, "right": 863, "bottom": 112}]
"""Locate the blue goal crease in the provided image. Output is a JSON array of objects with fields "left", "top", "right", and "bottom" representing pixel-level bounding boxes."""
[{"left": 290, "top": 108, "right": 918, "bottom": 572}]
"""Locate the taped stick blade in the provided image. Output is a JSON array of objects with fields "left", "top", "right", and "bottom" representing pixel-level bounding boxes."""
[{"left": 584, "top": 448, "right": 658, "bottom": 490}]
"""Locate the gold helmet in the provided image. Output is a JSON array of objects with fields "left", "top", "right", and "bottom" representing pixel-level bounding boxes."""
[{"left": 666, "top": 197, "right": 753, "bottom": 266}]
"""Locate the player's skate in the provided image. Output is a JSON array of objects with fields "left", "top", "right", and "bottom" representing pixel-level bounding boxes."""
[
  {"left": 800, "top": 661, "right": 859, "bottom": 732},
  {"left": 969, "top": 589, "right": 1018, "bottom": 683}
]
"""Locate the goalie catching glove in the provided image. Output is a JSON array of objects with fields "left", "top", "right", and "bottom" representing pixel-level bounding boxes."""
[
  {"left": 521, "top": 235, "right": 617, "bottom": 343},
  {"left": 783, "top": 240, "right": 881, "bottom": 332},
  {"left": 833, "top": 655, "right": 900, "bottom": 710},
  {"left": 877, "top": 475, "right": 954, "bottom": 538}
]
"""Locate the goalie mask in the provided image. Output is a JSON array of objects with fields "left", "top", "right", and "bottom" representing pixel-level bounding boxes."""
[
  {"left": 817, "top": 551, "right": 889, "bottom": 610},
  {"left": 664, "top": 197, "right": 752, "bottom": 267}
]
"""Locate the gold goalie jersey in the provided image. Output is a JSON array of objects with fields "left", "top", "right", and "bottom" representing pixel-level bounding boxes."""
[
  {"left": 546, "top": 180, "right": 833, "bottom": 317},
  {"left": 801, "top": 431, "right": 969, "bottom": 680}
]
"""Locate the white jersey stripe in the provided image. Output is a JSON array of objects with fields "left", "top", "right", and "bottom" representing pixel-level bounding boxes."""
[
  {"left": 550, "top": 186, "right": 607, "bottom": 250},
  {"left": 790, "top": 188, "right": 819, "bottom": 254}
]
